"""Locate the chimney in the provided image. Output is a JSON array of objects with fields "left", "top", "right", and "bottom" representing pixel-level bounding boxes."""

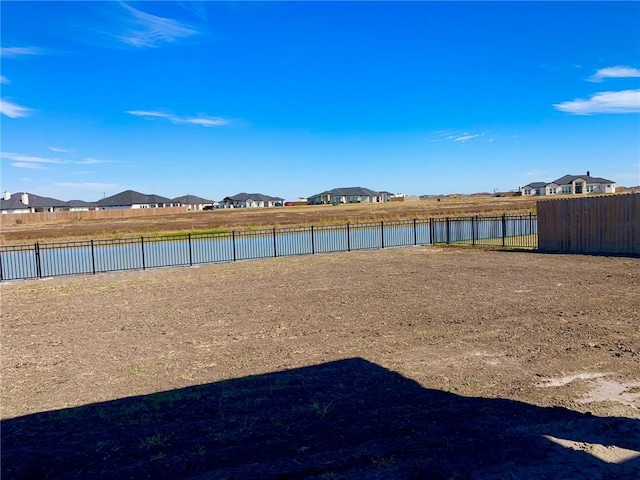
[
  {"left": 587, "top": 170, "right": 590, "bottom": 177},
  {"left": 3, "top": 191, "right": 10, "bottom": 201},
  {"left": 21, "top": 192, "right": 29, "bottom": 205}
]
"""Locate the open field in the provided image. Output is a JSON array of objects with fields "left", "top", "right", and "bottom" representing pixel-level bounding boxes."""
[
  {"left": 0, "top": 195, "right": 538, "bottom": 244},
  {"left": 2, "top": 247, "right": 639, "bottom": 479}
]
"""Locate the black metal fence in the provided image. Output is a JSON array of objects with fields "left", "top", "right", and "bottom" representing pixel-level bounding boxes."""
[{"left": 0, "top": 213, "right": 537, "bottom": 281}]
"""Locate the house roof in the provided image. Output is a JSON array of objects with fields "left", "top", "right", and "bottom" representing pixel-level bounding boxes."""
[
  {"left": 552, "top": 174, "right": 614, "bottom": 185},
  {"left": 0, "top": 192, "right": 67, "bottom": 211},
  {"left": 310, "top": 187, "right": 382, "bottom": 198},
  {"left": 97, "top": 190, "right": 173, "bottom": 207},
  {"left": 67, "top": 199, "right": 96, "bottom": 207},
  {"left": 224, "top": 193, "right": 284, "bottom": 202},
  {"left": 173, "top": 194, "right": 214, "bottom": 204},
  {"left": 524, "top": 182, "right": 548, "bottom": 188}
]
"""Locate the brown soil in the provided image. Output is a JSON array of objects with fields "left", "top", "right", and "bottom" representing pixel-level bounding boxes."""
[
  {"left": 0, "top": 196, "right": 537, "bottom": 244},
  {"left": 1, "top": 247, "right": 639, "bottom": 479}
]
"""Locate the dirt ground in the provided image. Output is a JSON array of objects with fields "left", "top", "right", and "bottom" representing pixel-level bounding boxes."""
[
  {"left": 1, "top": 247, "right": 639, "bottom": 479},
  {"left": 0, "top": 196, "right": 537, "bottom": 244}
]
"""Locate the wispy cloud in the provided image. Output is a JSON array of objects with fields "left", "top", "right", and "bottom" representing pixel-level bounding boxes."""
[
  {"left": 0, "top": 75, "right": 10, "bottom": 84},
  {"left": 0, "top": 99, "right": 33, "bottom": 118},
  {"left": 77, "top": 157, "right": 108, "bottom": 164},
  {"left": 0, "top": 46, "right": 45, "bottom": 58},
  {"left": 554, "top": 89, "right": 640, "bottom": 115},
  {"left": 11, "top": 162, "right": 46, "bottom": 170},
  {"left": 54, "top": 182, "right": 121, "bottom": 190},
  {"left": 1, "top": 152, "right": 66, "bottom": 165},
  {"left": 49, "top": 146, "right": 70, "bottom": 153},
  {"left": 127, "top": 109, "right": 229, "bottom": 127},
  {"left": 451, "top": 134, "right": 480, "bottom": 143},
  {"left": 117, "top": 2, "right": 202, "bottom": 48},
  {"left": 588, "top": 66, "right": 640, "bottom": 83}
]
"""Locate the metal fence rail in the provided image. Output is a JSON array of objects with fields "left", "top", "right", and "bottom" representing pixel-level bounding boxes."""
[{"left": 0, "top": 213, "right": 537, "bottom": 281}]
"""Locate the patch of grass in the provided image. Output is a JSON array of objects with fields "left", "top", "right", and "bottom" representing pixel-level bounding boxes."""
[
  {"left": 371, "top": 456, "right": 396, "bottom": 469},
  {"left": 310, "top": 400, "right": 333, "bottom": 418},
  {"left": 139, "top": 432, "right": 171, "bottom": 450}
]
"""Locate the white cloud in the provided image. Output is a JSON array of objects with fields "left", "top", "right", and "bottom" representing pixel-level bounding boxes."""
[
  {"left": 1, "top": 152, "right": 66, "bottom": 164},
  {"left": 0, "top": 99, "right": 33, "bottom": 118},
  {"left": 127, "top": 109, "right": 229, "bottom": 127},
  {"left": 11, "top": 162, "right": 45, "bottom": 170},
  {"left": 0, "top": 46, "right": 44, "bottom": 58},
  {"left": 588, "top": 66, "right": 640, "bottom": 83},
  {"left": 118, "top": 2, "right": 201, "bottom": 48},
  {"left": 54, "top": 182, "right": 120, "bottom": 190},
  {"left": 430, "top": 130, "right": 495, "bottom": 144},
  {"left": 77, "top": 157, "right": 107, "bottom": 164},
  {"left": 453, "top": 134, "right": 480, "bottom": 143},
  {"left": 20, "top": 177, "right": 33, "bottom": 182},
  {"left": 0, "top": 75, "right": 10, "bottom": 84},
  {"left": 49, "top": 146, "right": 70, "bottom": 153},
  {"left": 554, "top": 89, "right": 640, "bottom": 115}
]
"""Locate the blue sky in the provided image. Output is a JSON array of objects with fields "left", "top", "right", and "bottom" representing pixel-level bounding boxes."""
[{"left": 1, "top": 1, "right": 639, "bottom": 201}]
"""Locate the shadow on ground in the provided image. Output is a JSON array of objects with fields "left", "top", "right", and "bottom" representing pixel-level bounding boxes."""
[{"left": 2, "top": 358, "right": 639, "bottom": 479}]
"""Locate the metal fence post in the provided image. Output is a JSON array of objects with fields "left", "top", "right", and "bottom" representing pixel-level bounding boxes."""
[
  {"left": 0, "top": 249, "right": 4, "bottom": 282},
  {"left": 311, "top": 225, "right": 315, "bottom": 254},
  {"left": 232, "top": 230, "right": 237, "bottom": 261},
  {"left": 381, "top": 221, "right": 385, "bottom": 248},
  {"left": 529, "top": 212, "right": 533, "bottom": 236},
  {"left": 273, "top": 227, "right": 277, "bottom": 257},
  {"left": 91, "top": 239, "right": 96, "bottom": 274},
  {"left": 141, "top": 237, "right": 146, "bottom": 270},
  {"left": 429, "top": 217, "right": 434, "bottom": 244},
  {"left": 413, "top": 219, "right": 417, "bottom": 245},
  {"left": 502, "top": 214, "right": 506, "bottom": 247},
  {"left": 471, "top": 216, "right": 476, "bottom": 245},
  {"left": 346, "top": 223, "right": 351, "bottom": 251},
  {"left": 188, "top": 234, "right": 193, "bottom": 266},
  {"left": 446, "top": 217, "right": 450, "bottom": 245},
  {"left": 35, "top": 242, "right": 42, "bottom": 278}
]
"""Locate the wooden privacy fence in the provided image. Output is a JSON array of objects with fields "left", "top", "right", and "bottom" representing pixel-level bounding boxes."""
[
  {"left": 537, "top": 193, "right": 639, "bottom": 256},
  {"left": 0, "top": 206, "right": 188, "bottom": 226}
]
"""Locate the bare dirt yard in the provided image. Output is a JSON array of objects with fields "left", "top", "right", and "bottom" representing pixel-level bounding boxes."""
[
  {"left": 2, "top": 247, "right": 639, "bottom": 479},
  {"left": 0, "top": 195, "right": 537, "bottom": 244}
]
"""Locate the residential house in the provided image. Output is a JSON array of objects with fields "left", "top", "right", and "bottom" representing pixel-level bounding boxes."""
[
  {"left": 521, "top": 172, "right": 616, "bottom": 196},
  {"left": 284, "top": 198, "right": 310, "bottom": 206},
  {"left": 222, "top": 193, "right": 284, "bottom": 208},
  {"left": 66, "top": 200, "right": 96, "bottom": 212},
  {"left": 307, "top": 187, "right": 390, "bottom": 205},
  {"left": 1, "top": 191, "right": 70, "bottom": 214},
  {"left": 96, "top": 190, "right": 179, "bottom": 209},
  {"left": 173, "top": 194, "right": 217, "bottom": 211}
]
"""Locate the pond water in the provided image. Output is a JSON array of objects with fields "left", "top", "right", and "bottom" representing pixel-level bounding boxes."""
[{"left": 0, "top": 216, "right": 536, "bottom": 281}]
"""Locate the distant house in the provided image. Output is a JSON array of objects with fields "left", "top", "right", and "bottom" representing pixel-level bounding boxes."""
[
  {"left": 222, "top": 193, "right": 284, "bottom": 208},
  {"left": 307, "top": 187, "right": 390, "bottom": 205},
  {"left": 1, "top": 191, "right": 71, "bottom": 214},
  {"left": 97, "top": 190, "right": 179, "bottom": 209},
  {"left": 173, "top": 194, "right": 216, "bottom": 211},
  {"left": 66, "top": 200, "right": 96, "bottom": 212},
  {"left": 521, "top": 172, "right": 616, "bottom": 196},
  {"left": 284, "top": 198, "right": 309, "bottom": 206}
]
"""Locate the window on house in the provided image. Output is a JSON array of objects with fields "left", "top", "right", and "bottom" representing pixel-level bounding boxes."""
[{"left": 587, "top": 185, "right": 594, "bottom": 193}]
